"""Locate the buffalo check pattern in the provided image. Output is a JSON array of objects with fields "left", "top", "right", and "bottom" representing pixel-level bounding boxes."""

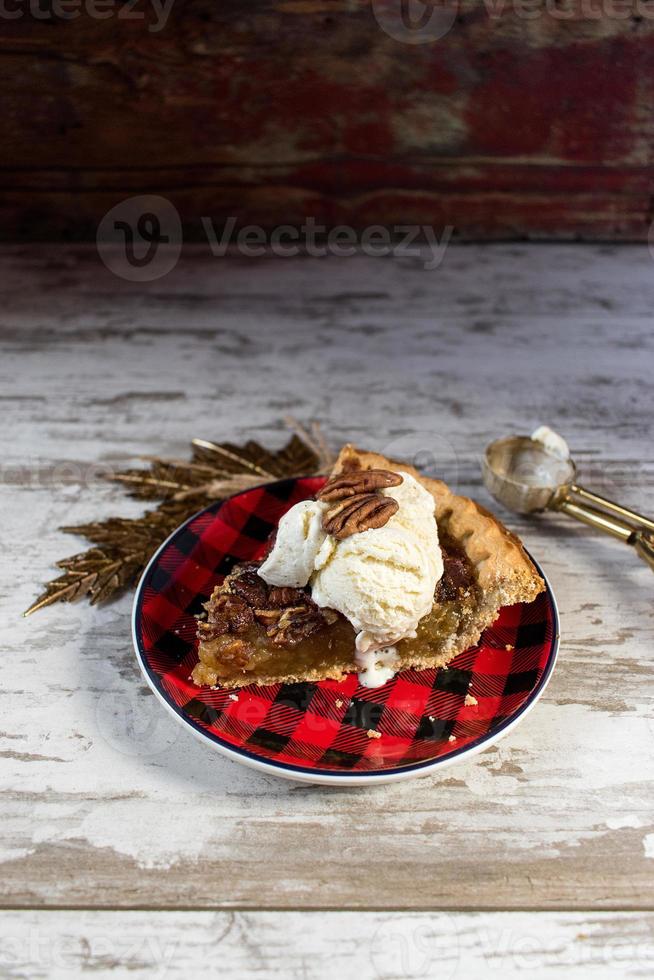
[{"left": 135, "top": 477, "right": 558, "bottom": 777}]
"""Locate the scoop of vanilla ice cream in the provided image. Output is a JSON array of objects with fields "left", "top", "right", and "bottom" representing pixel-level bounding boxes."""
[
  {"left": 259, "top": 498, "right": 332, "bottom": 588},
  {"left": 310, "top": 473, "right": 442, "bottom": 652}
]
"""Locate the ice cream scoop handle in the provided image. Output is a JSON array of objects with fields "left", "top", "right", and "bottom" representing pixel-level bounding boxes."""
[
  {"left": 633, "top": 532, "right": 654, "bottom": 571},
  {"left": 569, "top": 484, "right": 654, "bottom": 534},
  {"left": 555, "top": 498, "right": 654, "bottom": 570},
  {"left": 554, "top": 498, "right": 633, "bottom": 541}
]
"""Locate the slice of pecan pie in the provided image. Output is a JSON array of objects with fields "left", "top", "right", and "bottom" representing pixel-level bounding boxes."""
[{"left": 192, "top": 445, "right": 544, "bottom": 689}]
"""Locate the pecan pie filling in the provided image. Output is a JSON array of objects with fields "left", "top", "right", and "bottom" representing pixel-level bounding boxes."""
[{"left": 191, "top": 538, "right": 477, "bottom": 689}]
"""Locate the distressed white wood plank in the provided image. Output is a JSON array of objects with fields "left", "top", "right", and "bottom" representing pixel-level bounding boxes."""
[
  {"left": 1, "top": 244, "right": 653, "bottom": 909},
  {"left": 0, "top": 911, "right": 653, "bottom": 979}
]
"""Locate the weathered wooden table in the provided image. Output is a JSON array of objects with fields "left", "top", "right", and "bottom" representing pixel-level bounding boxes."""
[{"left": 2, "top": 244, "right": 653, "bottom": 977}]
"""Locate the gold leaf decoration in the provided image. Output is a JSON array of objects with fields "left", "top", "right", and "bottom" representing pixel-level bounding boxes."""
[{"left": 24, "top": 424, "right": 332, "bottom": 616}]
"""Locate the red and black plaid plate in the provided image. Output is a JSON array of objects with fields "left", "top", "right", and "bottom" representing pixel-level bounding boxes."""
[{"left": 133, "top": 477, "right": 559, "bottom": 784}]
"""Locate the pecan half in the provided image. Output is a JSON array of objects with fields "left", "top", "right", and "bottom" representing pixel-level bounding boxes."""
[
  {"left": 323, "top": 492, "right": 399, "bottom": 540},
  {"left": 197, "top": 618, "right": 229, "bottom": 641},
  {"left": 205, "top": 592, "right": 254, "bottom": 635},
  {"left": 253, "top": 608, "right": 284, "bottom": 629},
  {"left": 254, "top": 605, "right": 325, "bottom": 646},
  {"left": 317, "top": 468, "right": 403, "bottom": 502},
  {"left": 228, "top": 566, "right": 268, "bottom": 608},
  {"left": 268, "top": 586, "right": 311, "bottom": 608},
  {"left": 227, "top": 597, "right": 255, "bottom": 633}
]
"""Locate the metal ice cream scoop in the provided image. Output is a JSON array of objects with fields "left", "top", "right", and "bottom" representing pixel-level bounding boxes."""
[{"left": 482, "top": 431, "right": 654, "bottom": 571}]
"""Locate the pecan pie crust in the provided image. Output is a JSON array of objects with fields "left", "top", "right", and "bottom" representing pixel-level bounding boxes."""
[{"left": 192, "top": 445, "right": 544, "bottom": 689}]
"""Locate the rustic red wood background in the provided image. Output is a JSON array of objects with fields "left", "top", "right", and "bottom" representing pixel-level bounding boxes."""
[{"left": 2, "top": 0, "right": 653, "bottom": 241}]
